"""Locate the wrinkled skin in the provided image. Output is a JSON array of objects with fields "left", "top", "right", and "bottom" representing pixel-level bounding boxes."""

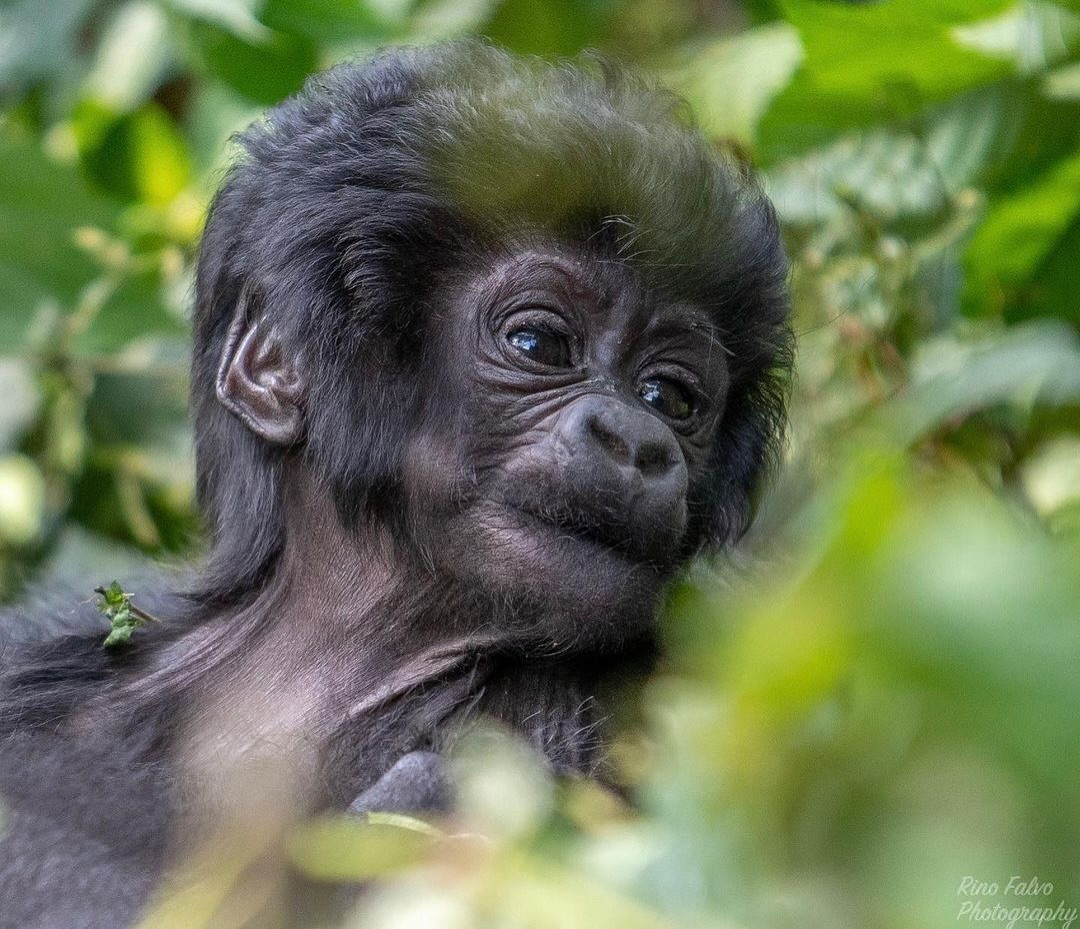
[{"left": 407, "top": 249, "right": 729, "bottom": 645}]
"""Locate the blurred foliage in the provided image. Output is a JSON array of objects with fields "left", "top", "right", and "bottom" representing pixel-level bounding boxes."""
[{"left": 2, "top": 0, "right": 1080, "bottom": 927}]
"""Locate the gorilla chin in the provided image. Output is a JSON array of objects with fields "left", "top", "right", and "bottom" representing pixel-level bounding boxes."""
[{"left": 445, "top": 499, "right": 672, "bottom": 646}]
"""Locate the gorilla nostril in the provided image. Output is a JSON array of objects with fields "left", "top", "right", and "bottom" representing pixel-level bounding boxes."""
[
  {"left": 586, "top": 413, "right": 632, "bottom": 465},
  {"left": 636, "top": 442, "right": 674, "bottom": 477},
  {"left": 584, "top": 409, "right": 677, "bottom": 479}
]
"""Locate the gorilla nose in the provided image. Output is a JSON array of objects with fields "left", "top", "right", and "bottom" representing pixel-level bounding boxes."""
[
  {"left": 550, "top": 396, "right": 690, "bottom": 556},
  {"left": 564, "top": 397, "right": 683, "bottom": 486}
]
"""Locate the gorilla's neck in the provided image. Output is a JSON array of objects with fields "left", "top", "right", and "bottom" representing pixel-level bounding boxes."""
[{"left": 116, "top": 479, "right": 641, "bottom": 809}]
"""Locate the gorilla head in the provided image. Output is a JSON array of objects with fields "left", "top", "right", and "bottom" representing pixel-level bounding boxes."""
[{"left": 195, "top": 42, "right": 791, "bottom": 648}]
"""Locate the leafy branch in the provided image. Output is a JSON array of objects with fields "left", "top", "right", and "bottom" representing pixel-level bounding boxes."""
[{"left": 95, "top": 580, "right": 160, "bottom": 648}]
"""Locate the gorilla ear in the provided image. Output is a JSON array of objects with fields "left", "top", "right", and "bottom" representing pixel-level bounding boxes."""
[{"left": 216, "top": 289, "right": 305, "bottom": 445}]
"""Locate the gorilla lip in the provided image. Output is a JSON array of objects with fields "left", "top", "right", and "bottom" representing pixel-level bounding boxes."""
[{"left": 508, "top": 500, "right": 657, "bottom": 565}]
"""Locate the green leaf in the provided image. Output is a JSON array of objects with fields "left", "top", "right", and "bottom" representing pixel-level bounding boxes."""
[
  {"left": 766, "top": 129, "right": 950, "bottom": 226},
  {"left": 0, "top": 130, "right": 118, "bottom": 349},
  {"left": 0, "top": 358, "right": 39, "bottom": 450},
  {"left": 69, "top": 273, "right": 189, "bottom": 356},
  {"left": 190, "top": 20, "right": 317, "bottom": 105},
  {"left": 102, "top": 616, "right": 136, "bottom": 648},
  {"left": 165, "top": 0, "right": 272, "bottom": 43},
  {"left": 287, "top": 815, "right": 437, "bottom": 880},
  {"left": 95, "top": 580, "right": 158, "bottom": 647},
  {"left": 963, "top": 146, "right": 1080, "bottom": 316},
  {"left": 0, "top": 0, "right": 96, "bottom": 98},
  {"left": 1002, "top": 210, "right": 1080, "bottom": 323},
  {"left": 78, "top": 102, "right": 192, "bottom": 204},
  {"left": 1043, "top": 58, "right": 1080, "bottom": 97},
  {"left": 952, "top": 0, "right": 1080, "bottom": 76},
  {"left": 83, "top": 2, "right": 177, "bottom": 113},
  {"left": 480, "top": 0, "right": 616, "bottom": 57},
  {"left": 35, "top": 527, "right": 146, "bottom": 594},
  {"left": 979, "top": 82, "right": 1080, "bottom": 194},
  {"left": 783, "top": 0, "right": 1015, "bottom": 95},
  {"left": 758, "top": 0, "right": 1015, "bottom": 160},
  {"left": 666, "top": 23, "right": 803, "bottom": 147},
  {"left": 885, "top": 323, "right": 1080, "bottom": 442},
  {"left": 923, "top": 85, "right": 1015, "bottom": 193},
  {"left": 0, "top": 455, "right": 46, "bottom": 546},
  {"left": 261, "top": 0, "right": 395, "bottom": 44},
  {"left": 100, "top": 579, "right": 126, "bottom": 608},
  {"left": 410, "top": 0, "right": 500, "bottom": 39}
]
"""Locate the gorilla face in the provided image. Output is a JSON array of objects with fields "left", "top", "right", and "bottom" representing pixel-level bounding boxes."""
[{"left": 405, "top": 246, "right": 730, "bottom": 644}]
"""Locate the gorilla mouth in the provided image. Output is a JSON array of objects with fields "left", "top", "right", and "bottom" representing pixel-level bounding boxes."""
[{"left": 509, "top": 500, "right": 653, "bottom": 564}]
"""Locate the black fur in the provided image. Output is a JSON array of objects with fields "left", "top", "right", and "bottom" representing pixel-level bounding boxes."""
[{"left": 0, "top": 41, "right": 792, "bottom": 928}]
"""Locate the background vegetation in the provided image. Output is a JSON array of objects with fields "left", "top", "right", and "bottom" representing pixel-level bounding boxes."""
[{"left": 2, "top": 0, "right": 1080, "bottom": 927}]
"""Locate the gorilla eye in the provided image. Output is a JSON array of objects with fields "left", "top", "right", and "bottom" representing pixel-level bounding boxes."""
[
  {"left": 507, "top": 327, "right": 572, "bottom": 368},
  {"left": 639, "top": 376, "right": 695, "bottom": 420}
]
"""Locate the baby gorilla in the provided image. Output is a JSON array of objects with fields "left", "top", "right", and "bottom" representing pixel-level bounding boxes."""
[{"left": 0, "top": 41, "right": 791, "bottom": 927}]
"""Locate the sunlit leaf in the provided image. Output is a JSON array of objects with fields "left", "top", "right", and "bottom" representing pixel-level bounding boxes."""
[
  {"left": 70, "top": 271, "right": 189, "bottom": 355},
  {"left": 410, "top": 0, "right": 499, "bottom": 39},
  {"left": 952, "top": 0, "right": 1080, "bottom": 75},
  {"left": 83, "top": 2, "right": 176, "bottom": 112},
  {"left": 0, "top": 454, "right": 45, "bottom": 545},
  {"left": 923, "top": 85, "right": 1014, "bottom": 193},
  {"left": 79, "top": 103, "right": 193, "bottom": 204},
  {"left": 1043, "top": 58, "right": 1080, "bottom": 96},
  {"left": 0, "top": 358, "right": 39, "bottom": 449},
  {"left": 667, "top": 22, "right": 803, "bottom": 147},
  {"left": 287, "top": 815, "right": 437, "bottom": 880},
  {"left": 767, "top": 129, "right": 950, "bottom": 226},
  {"left": 887, "top": 323, "right": 1080, "bottom": 440},
  {"left": 165, "top": 0, "right": 272, "bottom": 43},
  {"left": 1021, "top": 434, "right": 1080, "bottom": 519}
]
